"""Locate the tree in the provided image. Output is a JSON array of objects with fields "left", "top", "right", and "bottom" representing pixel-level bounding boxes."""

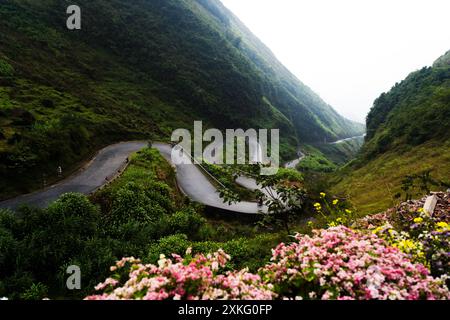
[{"left": 219, "top": 165, "right": 306, "bottom": 234}]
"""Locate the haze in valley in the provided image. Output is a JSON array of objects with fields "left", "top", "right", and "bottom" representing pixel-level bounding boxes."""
[{"left": 221, "top": 0, "right": 450, "bottom": 123}]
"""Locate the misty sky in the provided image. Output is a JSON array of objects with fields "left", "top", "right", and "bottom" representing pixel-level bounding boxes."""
[{"left": 220, "top": 0, "right": 450, "bottom": 123}]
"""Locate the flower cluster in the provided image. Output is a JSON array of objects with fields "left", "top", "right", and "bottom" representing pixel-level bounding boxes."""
[
  {"left": 85, "top": 249, "right": 275, "bottom": 300},
  {"left": 363, "top": 192, "right": 449, "bottom": 278},
  {"left": 87, "top": 227, "right": 449, "bottom": 300},
  {"left": 261, "top": 227, "right": 449, "bottom": 300},
  {"left": 372, "top": 223, "right": 427, "bottom": 265},
  {"left": 311, "top": 192, "right": 354, "bottom": 228}
]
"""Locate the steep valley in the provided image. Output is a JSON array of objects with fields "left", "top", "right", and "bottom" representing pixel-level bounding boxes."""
[{"left": 0, "top": 0, "right": 364, "bottom": 199}]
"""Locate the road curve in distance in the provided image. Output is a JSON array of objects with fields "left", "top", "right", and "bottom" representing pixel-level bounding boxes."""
[
  {"left": 153, "top": 143, "right": 268, "bottom": 214},
  {"left": 284, "top": 150, "right": 306, "bottom": 169}
]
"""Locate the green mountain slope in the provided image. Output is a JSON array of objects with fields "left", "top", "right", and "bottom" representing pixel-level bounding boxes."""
[
  {"left": 364, "top": 50, "right": 450, "bottom": 158},
  {"left": 331, "top": 50, "right": 450, "bottom": 213},
  {"left": 204, "top": 0, "right": 364, "bottom": 141},
  {"left": 0, "top": 0, "right": 363, "bottom": 198}
]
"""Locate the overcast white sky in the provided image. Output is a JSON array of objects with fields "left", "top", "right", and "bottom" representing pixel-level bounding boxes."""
[{"left": 220, "top": 0, "right": 450, "bottom": 123}]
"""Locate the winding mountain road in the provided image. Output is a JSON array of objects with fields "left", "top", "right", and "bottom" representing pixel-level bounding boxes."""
[
  {"left": 0, "top": 141, "right": 148, "bottom": 210},
  {"left": 330, "top": 134, "right": 366, "bottom": 145},
  {"left": 1, "top": 135, "right": 365, "bottom": 212},
  {"left": 283, "top": 134, "right": 366, "bottom": 169},
  {"left": 0, "top": 142, "right": 269, "bottom": 214},
  {"left": 153, "top": 143, "right": 268, "bottom": 214},
  {"left": 284, "top": 150, "right": 306, "bottom": 169}
]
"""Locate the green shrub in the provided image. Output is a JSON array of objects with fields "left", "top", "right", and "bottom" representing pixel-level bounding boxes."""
[
  {"left": 275, "top": 168, "right": 303, "bottom": 182},
  {"left": 222, "top": 235, "right": 278, "bottom": 271},
  {"left": 109, "top": 181, "right": 173, "bottom": 226},
  {"left": 48, "top": 193, "right": 100, "bottom": 221},
  {"left": 147, "top": 234, "right": 191, "bottom": 263},
  {"left": 20, "top": 283, "right": 48, "bottom": 300},
  {"left": 0, "top": 59, "right": 14, "bottom": 76},
  {"left": 166, "top": 208, "right": 207, "bottom": 239},
  {"left": 0, "top": 227, "right": 18, "bottom": 276}
]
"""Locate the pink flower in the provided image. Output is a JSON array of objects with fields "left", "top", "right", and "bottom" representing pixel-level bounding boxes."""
[
  {"left": 86, "top": 227, "right": 449, "bottom": 301},
  {"left": 261, "top": 227, "right": 450, "bottom": 300}
]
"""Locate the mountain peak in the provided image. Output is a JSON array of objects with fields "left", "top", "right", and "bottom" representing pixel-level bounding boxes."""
[{"left": 433, "top": 49, "right": 450, "bottom": 68}]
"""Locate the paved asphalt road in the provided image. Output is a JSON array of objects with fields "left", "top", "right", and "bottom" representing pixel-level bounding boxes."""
[
  {"left": 284, "top": 151, "right": 306, "bottom": 169},
  {"left": 1, "top": 141, "right": 269, "bottom": 214},
  {"left": 283, "top": 134, "right": 365, "bottom": 169},
  {"left": 1, "top": 138, "right": 362, "bottom": 213},
  {"left": 0, "top": 141, "right": 148, "bottom": 210},
  {"left": 330, "top": 134, "right": 366, "bottom": 145},
  {"left": 235, "top": 176, "right": 279, "bottom": 199},
  {"left": 153, "top": 143, "right": 268, "bottom": 214}
]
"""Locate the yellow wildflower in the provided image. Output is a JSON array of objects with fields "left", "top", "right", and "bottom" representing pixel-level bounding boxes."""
[
  {"left": 328, "top": 221, "right": 337, "bottom": 228},
  {"left": 413, "top": 217, "right": 423, "bottom": 224},
  {"left": 313, "top": 203, "right": 322, "bottom": 212},
  {"left": 436, "top": 221, "right": 449, "bottom": 232},
  {"left": 320, "top": 192, "right": 326, "bottom": 198},
  {"left": 345, "top": 209, "right": 352, "bottom": 214},
  {"left": 372, "top": 226, "right": 383, "bottom": 234},
  {"left": 397, "top": 239, "right": 417, "bottom": 252},
  {"left": 332, "top": 199, "right": 339, "bottom": 205}
]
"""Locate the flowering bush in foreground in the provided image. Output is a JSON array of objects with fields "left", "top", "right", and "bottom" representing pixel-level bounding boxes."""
[
  {"left": 361, "top": 192, "right": 449, "bottom": 278},
  {"left": 85, "top": 249, "right": 275, "bottom": 300},
  {"left": 87, "top": 227, "right": 449, "bottom": 300},
  {"left": 263, "top": 227, "right": 449, "bottom": 300}
]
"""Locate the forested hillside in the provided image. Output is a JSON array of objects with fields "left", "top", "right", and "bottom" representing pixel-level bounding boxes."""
[
  {"left": 331, "top": 50, "right": 450, "bottom": 213},
  {"left": 0, "top": 0, "right": 363, "bottom": 199},
  {"left": 364, "top": 50, "right": 450, "bottom": 158}
]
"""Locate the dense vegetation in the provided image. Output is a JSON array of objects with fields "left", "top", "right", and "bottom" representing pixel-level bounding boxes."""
[
  {"left": 296, "top": 145, "right": 337, "bottom": 173},
  {"left": 1, "top": 0, "right": 448, "bottom": 302},
  {"left": 1, "top": 145, "right": 448, "bottom": 300},
  {"left": 86, "top": 192, "right": 450, "bottom": 300},
  {"left": 0, "top": 0, "right": 364, "bottom": 199},
  {"left": 0, "top": 148, "right": 291, "bottom": 299},
  {"left": 330, "top": 51, "right": 450, "bottom": 213},
  {"left": 364, "top": 50, "right": 450, "bottom": 158}
]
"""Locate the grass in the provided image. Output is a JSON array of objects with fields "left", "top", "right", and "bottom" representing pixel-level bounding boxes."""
[
  {"left": 330, "top": 139, "right": 450, "bottom": 215},
  {"left": 91, "top": 147, "right": 185, "bottom": 209},
  {"left": 297, "top": 145, "right": 337, "bottom": 173}
]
